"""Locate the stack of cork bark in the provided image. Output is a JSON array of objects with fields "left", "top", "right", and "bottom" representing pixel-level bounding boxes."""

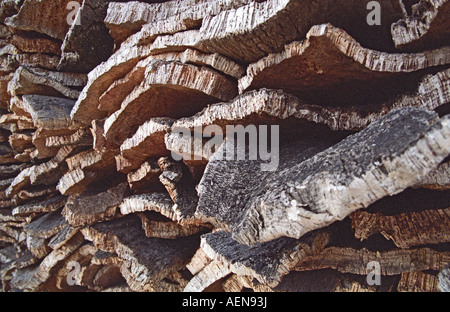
[{"left": 0, "top": 0, "right": 449, "bottom": 292}]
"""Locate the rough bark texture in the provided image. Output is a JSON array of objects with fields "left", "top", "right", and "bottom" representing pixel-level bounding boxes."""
[
  {"left": 0, "top": 0, "right": 449, "bottom": 293},
  {"left": 392, "top": 0, "right": 450, "bottom": 51}
]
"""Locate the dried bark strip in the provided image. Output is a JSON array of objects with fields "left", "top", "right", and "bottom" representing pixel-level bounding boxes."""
[
  {"left": 392, "top": 0, "right": 450, "bottom": 51},
  {"left": 200, "top": 230, "right": 330, "bottom": 287},
  {"left": 23, "top": 210, "right": 66, "bottom": 239},
  {"left": 59, "top": 0, "right": 115, "bottom": 73},
  {"left": 4, "top": 0, "right": 82, "bottom": 40},
  {"left": 149, "top": 0, "right": 404, "bottom": 64},
  {"left": 397, "top": 271, "right": 440, "bottom": 292},
  {"left": 81, "top": 215, "right": 200, "bottom": 292},
  {"left": 413, "top": 161, "right": 450, "bottom": 190},
  {"left": 127, "top": 161, "right": 163, "bottom": 193},
  {"left": 21, "top": 95, "right": 78, "bottom": 131},
  {"left": 197, "top": 108, "right": 450, "bottom": 245},
  {"left": 9, "top": 232, "right": 84, "bottom": 291},
  {"left": 350, "top": 207, "right": 450, "bottom": 248},
  {"left": 12, "top": 195, "right": 66, "bottom": 217},
  {"left": 238, "top": 24, "right": 450, "bottom": 102},
  {"left": 118, "top": 118, "right": 173, "bottom": 173},
  {"left": 184, "top": 260, "right": 231, "bottom": 292},
  {"left": 62, "top": 183, "right": 127, "bottom": 227},
  {"left": 295, "top": 247, "right": 450, "bottom": 276},
  {"left": 138, "top": 211, "right": 205, "bottom": 240},
  {"left": 57, "top": 168, "right": 97, "bottom": 196},
  {"left": 8, "top": 66, "right": 86, "bottom": 100},
  {"left": 119, "top": 193, "right": 176, "bottom": 221},
  {"left": 104, "top": 0, "right": 253, "bottom": 43},
  {"left": 70, "top": 42, "right": 155, "bottom": 125},
  {"left": 103, "top": 60, "right": 238, "bottom": 145},
  {"left": 158, "top": 158, "right": 200, "bottom": 225}
]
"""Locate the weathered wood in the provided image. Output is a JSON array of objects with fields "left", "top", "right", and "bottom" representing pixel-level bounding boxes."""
[
  {"left": 197, "top": 108, "right": 450, "bottom": 245},
  {"left": 0, "top": 250, "right": 40, "bottom": 291},
  {"left": 26, "top": 235, "right": 51, "bottom": 259},
  {"left": 149, "top": 0, "right": 404, "bottom": 64},
  {"left": 8, "top": 66, "right": 86, "bottom": 100},
  {"left": 238, "top": 24, "right": 450, "bottom": 106},
  {"left": 23, "top": 210, "right": 66, "bottom": 239},
  {"left": 104, "top": 0, "right": 253, "bottom": 43},
  {"left": 295, "top": 247, "right": 450, "bottom": 276},
  {"left": 70, "top": 41, "right": 155, "bottom": 125},
  {"left": 186, "top": 248, "right": 211, "bottom": 277},
  {"left": 4, "top": 0, "right": 82, "bottom": 40},
  {"left": 21, "top": 95, "right": 78, "bottom": 131},
  {"left": 14, "top": 185, "right": 57, "bottom": 202},
  {"left": 350, "top": 208, "right": 450, "bottom": 248},
  {"left": 59, "top": 0, "right": 115, "bottom": 73},
  {"left": 12, "top": 195, "right": 66, "bottom": 217},
  {"left": 9, "top": 34, "right": 62, "bottom": 56},
  {"left": 81, "top": 214, "right": 200, "bottom": 292},
  {"left": 119, "top": 192, "right": 175, "bottom": 220},
  {"left": 29, "top": 146, "right": 77, "bottom": 186},
  {"left": 199, "top": 230, "right": 330, "bottom": 287},
  {"left": 438, "top": 266, "right": 450, "bottom": 292},
  {"left": 54, "top": 243, "right": 97, "bottom": 289},
  {"left": 414, "top": 161, "right": 450, "bottom": 190},
  {"left": 97, "top": 56, "right": 154, "bottom": 114},
  {"left": 0, "top": 0, "right": 21, "bottom": 23},
  {"left": 184, "top": 260, "right": 231, "bottom": 292},
  {"left": 9, "top": 232, "right": 84, "bottom": 291},
  {"left": 392, "top": 0, "right": 450, "bottom": 51},
  {"left": 57, "top": 168, "right": 97, "bottom": 196},
  {"left": 91, "top": 250, "right": 122, "bottom": 266},
  {"left": 90, "top": 119, "right": 118, "bottom": 154},
  {"left": 8, "top": 132, "right": 33, "bottom": 153},
  {"left": 103, "top": 60, "right": 237, "bottom": 145},
  {"left": 127, "top": 161, "right": 163, "bottom": 193},
  {"left": 118, "top": 118, "right": 173, "bottom": 173},
  {"left": 62, "top": 183, "right": 127, "bottom": 227},
  {"left": 171, "top": 68, "right": 450, "bottom": 135},
  {"left": 0, "top": 72, "right": 13, "bottom": 108},
  {"left": 138, "top": 211, "right": 206, "bottom": 240},
  {"left": 158, "top": 157, "right": 200, "bottom": 225},
  {"left": 47, "top": 224, "right": 79, "bottom": 250},
  {"left": 2, "top": 52, "right": 61, "bottom": 71},
  {"left": 0, "top": 113, "right": 34, "bottom": 132},
  {"left": 92, "top": 264, "right": 125, "bottom": 290},
  {"left": 1, "top": 0, "right": 449, "bottom": 294},
  {"left": 45, "top": 128, "right": 92, "bottom": 148},
  {"left": 0, "top": 142, "right": 16, "bottom": 165},
  {"left": 397, "top": 271, "right": 440, "bottom": 292},
  {"left": 65, "top": 148, "right": 115, "bottom": 172},
  {"left": 31, "top": 128, "right": 75, "bottom": 160},
  {"left": 5, "top": 166, "right": 32, "bottom": 198}
]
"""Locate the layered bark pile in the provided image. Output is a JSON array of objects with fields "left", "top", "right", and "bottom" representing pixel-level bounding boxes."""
[{"left": 0, "top": 0, "right": 449, "bottom": 292}]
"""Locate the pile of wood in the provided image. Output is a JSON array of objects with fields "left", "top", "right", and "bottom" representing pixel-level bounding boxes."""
[{"left": 0, "top": 0, "right": 449, "bottom": 292}]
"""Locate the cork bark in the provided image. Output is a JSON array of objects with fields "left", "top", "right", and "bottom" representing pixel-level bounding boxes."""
[{"left": 1, "top": 0, "right": 449, "bottom": 293}]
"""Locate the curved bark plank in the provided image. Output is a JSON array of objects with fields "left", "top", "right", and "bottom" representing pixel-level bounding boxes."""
[
  {"left": 103, "top": 60, "right": 237, "bottom": 145},
  {"left": 392, "top": 0, "right": 450, "bottom": 51},
  {"left": 197, "top": 108, "right": 450, "bottom": 245},
  {"left": 239, "top": 24, "right": 450, "bottom": 106},
  {"left": 199, "top": 230, "right": 330, "bottom": 288},
  {"left": 81, "top": 214, "right": 200, "bottom": 292},
  {"left": 350, "top": 207, "right": 450, "bottom": 248}
]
